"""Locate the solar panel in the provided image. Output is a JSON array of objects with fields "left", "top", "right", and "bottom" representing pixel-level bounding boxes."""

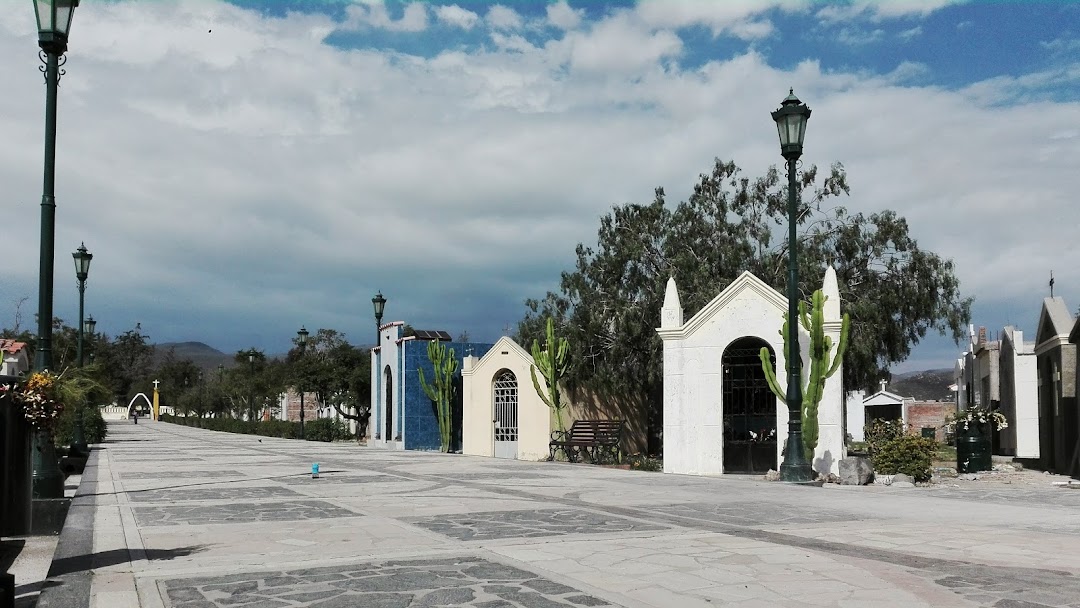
[{"left": 413, "top": 329, "right": 452, "bottom": 341}]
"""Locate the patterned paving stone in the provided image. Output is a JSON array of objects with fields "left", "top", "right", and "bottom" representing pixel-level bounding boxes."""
[
  {"left": 442, "top": 472, "right": 554, "bottom": 481},
  {"left": 925, "top": 487, "right": 1080, "bottom": 510},
  {"left": 159, "top": 555, "right": 617, "bottom": 607},
  {"left": 133, "top": 500, "right": 361, "bottom": 526},
  {"left": 119, "top": 470, "right": 248, "bottom": 480},
  {"left": 406, "top": 508, "right": 665, "bottom": 541},
  {"left": 277, "top": 474, "right": 396, "bottom": 485},
  {"left": 651, "top": 501, "right": 870, "bottom": 527},
  {"left": 127, "top": 486, "right": 304, "bottom": 503}
]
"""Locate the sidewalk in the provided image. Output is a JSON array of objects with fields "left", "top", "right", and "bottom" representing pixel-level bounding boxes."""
[{"left": 35, "top": 420, "right": 1080, "bottom": 607}]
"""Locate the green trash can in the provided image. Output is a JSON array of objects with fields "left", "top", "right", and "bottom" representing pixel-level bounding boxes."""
[
  {"left": 956, "top": 422, "right": 991, "bottom": 473},
  {"left": 1, "top": 375, "right": 33, "bottom": 536}
]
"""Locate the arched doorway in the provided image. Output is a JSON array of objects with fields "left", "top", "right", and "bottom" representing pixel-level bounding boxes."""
[
  {"left": 722, "top": 337, "right": 777, "bottom": 474},
  {"left": 384, "top": 365, "right": 393, "bottom": 441},
  {"left": 493, "top": 370, "right": 518, "bottom": 459}
]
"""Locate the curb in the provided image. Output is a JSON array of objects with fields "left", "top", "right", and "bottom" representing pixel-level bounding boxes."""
[{"left": 36, "top": 450, "right": 99, "bottom": 608}]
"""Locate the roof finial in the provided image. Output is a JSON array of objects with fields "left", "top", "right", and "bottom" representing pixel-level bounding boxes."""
[{"left": 1050, "top": 271, "right": 1055, "bottom": 297}]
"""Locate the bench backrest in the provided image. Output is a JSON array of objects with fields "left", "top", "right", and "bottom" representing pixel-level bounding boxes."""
[{"left": 568, "top": 420, "right": 624, "bottom": 442}]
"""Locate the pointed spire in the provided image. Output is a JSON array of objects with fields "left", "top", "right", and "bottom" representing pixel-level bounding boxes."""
[
  {"left": 822, "top": 265, "right": 840, "bottom": 320},
  {"left": 661, "top": 276, "right": 683, "bottom": 329}
]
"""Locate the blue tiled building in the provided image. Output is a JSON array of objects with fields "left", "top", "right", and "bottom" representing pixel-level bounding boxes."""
[{"left": 371, "top": 321, "right": 494, "bottom": 451}]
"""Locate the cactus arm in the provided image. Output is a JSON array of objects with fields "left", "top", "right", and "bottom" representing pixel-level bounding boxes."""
[
  {"left": 760, "top": 347, "right": 787, "bottom": 405},
  {"left": 825, "top": 313, "right": 850, "bottom": 379}
]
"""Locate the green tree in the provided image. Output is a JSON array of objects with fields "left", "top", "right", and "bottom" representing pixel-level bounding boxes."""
[
  {"left": 95, "top": 324, "right": 155, "bottom": 406},
  {"left": 287, "top": 329, "right": 370, "bottom": 433},
  {"left": 519, "top": 159, "right": 971, "bottom": 453}
]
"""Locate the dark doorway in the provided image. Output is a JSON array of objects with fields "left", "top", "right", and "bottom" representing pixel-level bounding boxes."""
[
  {"left": 384, "top": 365, "right": 393, "bottom": 441},
  {"left": 722, "top": 337, "right": 778, "bottom": 474}
]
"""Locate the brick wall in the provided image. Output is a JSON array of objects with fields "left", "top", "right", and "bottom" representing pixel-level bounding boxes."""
[
  {"left": 282, "top": 389, "right": 319, "bottom": 422},
  {"left": 907, "top": 401, "right": 955, "bottom": 442}
]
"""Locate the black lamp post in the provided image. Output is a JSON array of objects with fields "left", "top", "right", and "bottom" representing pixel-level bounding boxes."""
[
  {"left": 32, "top": 0, "right": 79, "bottom": 373},
  {"left": 772, "top": 88, "right": 814, "bottom": 483},
  {"left": 83, "top": 314, "right": 96, "bottom": 363},
  {"left": 297, "top": 325, "right": 309, "bottom": 440},
  {"left": 372, "top": 291, "right": 386, "bottom": 345},
  {"left": 247, "top": 349, "right": 258, "bottom": 424},
  {"left": 73, "top": 242, "right": 92, "bottom": 367}
]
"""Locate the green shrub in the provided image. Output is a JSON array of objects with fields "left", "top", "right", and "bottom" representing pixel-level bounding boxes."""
[
  {"left": 54, "top": 405, "right": 108, "bottom": 445},
  {"left": 304, "top": 418, "right": 352, "bottom": 442},
  {"left": 160, "top": 414, "right": 301, "bottom": 439},
  {"left": 627, "top": 453, "right": 663, "bottom": 472},
  {"left": 872, "top": 434, "right": 937, "bottom": 482},
  {"left": 864, "top": 419, "right": 905, "bottom": 459}
]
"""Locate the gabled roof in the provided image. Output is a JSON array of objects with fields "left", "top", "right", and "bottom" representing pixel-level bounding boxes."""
[
  {"left": 1035, "top": 297, "right": 1073, "bottom": 349},
  {"left": 658, "top": 271, "right": 786, "bottom": 340},
  {"left": 477, "top": 336, "right": 533, "bottom": 366},
  {"left": 0, "top": 339, "right": 28, "bottom": 355},
  {"left": 862, "top": 390, "right": 907, "bottom": 406},
  {"left": 1071, "top": 316, "right": 1080, "bottom": 345}
]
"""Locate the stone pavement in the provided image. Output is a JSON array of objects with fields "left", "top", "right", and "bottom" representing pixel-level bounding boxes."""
[{"left": 39, "top": 420, "right": 1080, "bottom": 607}]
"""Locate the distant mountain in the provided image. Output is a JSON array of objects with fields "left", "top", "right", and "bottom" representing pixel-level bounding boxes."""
[
  {"left": 888, "top": 368, "right": 955, "bottom": 402},
  {"left": 153, "top": 342, "right": 234, "bottom": 371}
]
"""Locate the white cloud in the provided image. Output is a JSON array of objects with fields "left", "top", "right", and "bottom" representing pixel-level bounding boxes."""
[
  {"left": 563, "top": 14, "right": 683, "bottom": 73},
  {"left": 546, "top": 0, "right": 584, "bottom": 30},
  {"left": 0, "top": 0, "right": 1075, "bottom": 368},
  {"left": 486, "top": 5, "right": 523, "bottom": 30},
  {"left": 434, "top": 5, "right": 479, "bottom": 30},
  {"left": 634, "top": 0, "right": 800, "bottom": 38},
  {"left": 818, "top": 0, "right": 963, "bottom": 23},
  {"left": 344, "top": 0, "right": 427, "bottom": 32},
  {"left": 898, "top": 25, "right": 923, "bottom": 40}
]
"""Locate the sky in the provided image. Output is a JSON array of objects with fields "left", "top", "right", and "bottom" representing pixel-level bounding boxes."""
[{"left": 1, "top": 0, "right": 1078, "bottom": 373}]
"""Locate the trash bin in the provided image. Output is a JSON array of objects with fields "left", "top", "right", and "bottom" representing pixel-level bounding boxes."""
[
  {"left": 0, "top": 375, "right": 33, "bottom": 536},
  {"left": 956, "top": 422, "right": 992, "bottom": 473}
]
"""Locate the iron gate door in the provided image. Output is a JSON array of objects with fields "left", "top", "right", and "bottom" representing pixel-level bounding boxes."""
[
  {"left": 722, "top": 338, "right": 778, "bottom": 474},
  {"left": 493, "top": 370, "right": 518, "bottom": 459}
]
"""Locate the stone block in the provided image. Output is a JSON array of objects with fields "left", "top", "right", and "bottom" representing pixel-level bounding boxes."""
[
  {"left": 838, "top": 457, "right": 873, "bottom": 485},
  {"left": 31, "top": 497, "right": 71, "bottom": 535},
  {"left": 892, "top": 473, "right": 914, "bottom": 484}
]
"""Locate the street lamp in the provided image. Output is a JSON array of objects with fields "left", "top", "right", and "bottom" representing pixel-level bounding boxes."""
[
  {"left": 248, "top": 349, "right": 257, "bottom": 424},
  {"left": 73, "top": 242, "right": 92, "bottom": 367},
  {"left": 372, "top": 291, "right": 386, "bottom": 345},
  {"left": 33, "top": 0, "right": 80, "bottom": 373},
  {"left": 772, "top": 88, "right": 814, "bottom": 483},
  {"left": 297, "top": 325, "right": 309, "bottom": 439}
]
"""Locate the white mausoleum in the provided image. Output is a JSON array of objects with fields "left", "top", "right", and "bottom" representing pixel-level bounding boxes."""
[
  {"left": 657, "top": 269, "right": 845, "bottom": 476},
  {"left": 461, "top": 336, "right": 552, "bottom": 461}
]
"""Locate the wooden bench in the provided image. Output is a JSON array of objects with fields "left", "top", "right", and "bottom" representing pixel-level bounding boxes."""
[{"left": 549, "top": 420, "right": 625, "bottom": 464}]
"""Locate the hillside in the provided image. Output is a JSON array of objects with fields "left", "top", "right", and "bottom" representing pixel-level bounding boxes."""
[
  {"left": 889, "top": 368, "right": 954, "bottom": 401},
  {"left": 153, "top": 341, "right": 235, "bottom": 371}
]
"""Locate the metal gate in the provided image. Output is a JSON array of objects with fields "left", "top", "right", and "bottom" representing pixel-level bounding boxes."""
[
  {"left": 722, "top": 338, "right": 778, "bottom": 474},
  {"left": 493, "top": 370, "right": 518, "bottom": 459}
]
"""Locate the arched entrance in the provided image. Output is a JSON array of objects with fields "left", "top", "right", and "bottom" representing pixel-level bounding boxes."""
[
  {"left": 492, "top": 370, "right": 518, "bottom": 459},
  {"left": 722, "top": 337, "right": 778, "bottom": 474},
  {"left": 384, "top": 365, "right": 393, "bottom": 441}
]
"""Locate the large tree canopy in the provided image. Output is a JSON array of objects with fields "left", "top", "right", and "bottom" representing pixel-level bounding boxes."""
[{"left": 518, "top": 159, "right": 971, "bottom": 450}]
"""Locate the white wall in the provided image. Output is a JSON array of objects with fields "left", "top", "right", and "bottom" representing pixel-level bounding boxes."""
[{"left": 370, "top": 322, "right": 403, "bottom": 447}]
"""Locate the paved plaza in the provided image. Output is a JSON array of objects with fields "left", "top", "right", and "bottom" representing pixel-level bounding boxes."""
[{"left": 39, "top": 421, "right": 1080, "bottom": 607}]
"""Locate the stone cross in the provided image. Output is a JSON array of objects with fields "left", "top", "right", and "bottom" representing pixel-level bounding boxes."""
[
  {"left": 153, "top": 379, "right": 160, "bottom": 391},
  {"left": 879, "top": 379, "right": 887, "bottom": 393}
]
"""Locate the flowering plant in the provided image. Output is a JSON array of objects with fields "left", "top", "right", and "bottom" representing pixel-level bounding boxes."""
[
  {"left": 945, "top": 406, "right": 1008, "bottom": 434},
  {"left": 0, "top": 371, "right": 65, "bottom": 432}
]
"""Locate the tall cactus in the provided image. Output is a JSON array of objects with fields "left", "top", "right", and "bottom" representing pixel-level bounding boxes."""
[
  {"left": 760, "top": 289, "right": 850, "bottom": 462},
  {"left": 530, "top": 317, "right": 571, "bottom": 432},
  {"left": 418, "top": 340, "right": 457, "bottom": 453}
]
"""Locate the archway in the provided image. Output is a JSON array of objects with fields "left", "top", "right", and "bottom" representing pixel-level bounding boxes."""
[
  {"left": 384, "top": 365, "right": 393, "bottom": 441},
  {"left": 492, "top": 369, "right": 518, "bottom": 459},
  {"left": 722, "top": 337, "right": 777, "bottom": 474},
  {"left": 127, "top": 393, "right": 152, "bottom": 418}
]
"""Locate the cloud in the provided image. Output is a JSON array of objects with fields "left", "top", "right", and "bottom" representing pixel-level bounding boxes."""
[
  {"left": 1041, "top": 36, "right": 1080, "bottom": 57},
  {"left": 898, "top": 25, "right": 923, "bottom": 40},
  {"left": 634, "top": 0, "right": 797, "bottom": 38},
  {"left": 434, "top": 4, "right": 479, "bottom": 30},
  {"left": 546, "top": 0, "right": 584, "bottom": 30},
  {"left": 343, "top": 0, "right": 427, "bottom": 32},
  {"left": 486, "top": 5, "right": 523, "bottom": 30},
  {"left": 818, "top": 0, "right": 963, "bottom": 23},
  {"left": 0, "top": 0, "right": 1075, "bottom": 369}
]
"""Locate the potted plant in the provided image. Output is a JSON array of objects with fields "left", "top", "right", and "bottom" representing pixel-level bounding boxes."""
[{"left": 945, "top": 407, "right": 1007, "bottom": 474}]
